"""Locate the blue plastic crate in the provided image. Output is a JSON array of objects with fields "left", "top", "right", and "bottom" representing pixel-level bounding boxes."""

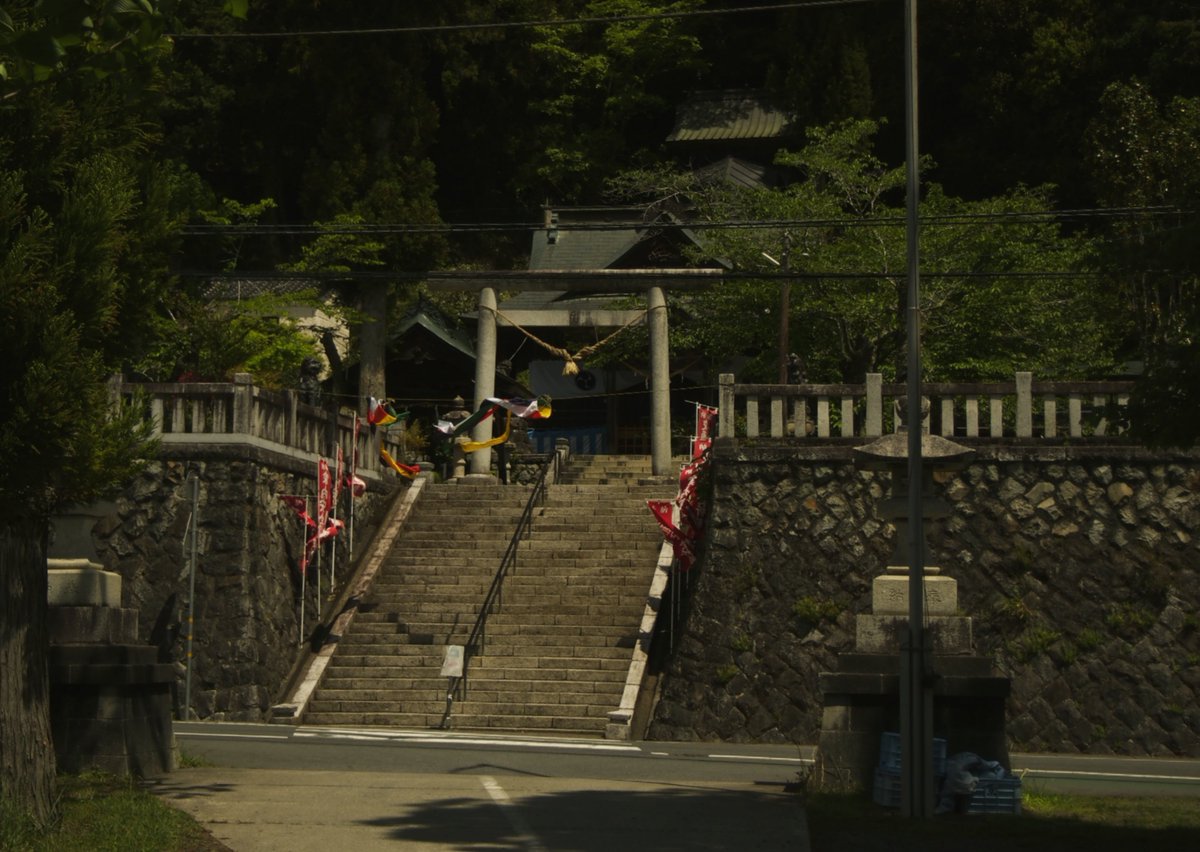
[
  {"left": 967, "top": 775, "right": 1023, "bottom": 815},
  {"left": 872, "top": 766, "right": 950, "bottom": 809},
  {"left": 872, "top": 766, "right": 902, "bottom": 808},
  {"left": 878, "top": 732, "right": 948, "bottom": 777}
]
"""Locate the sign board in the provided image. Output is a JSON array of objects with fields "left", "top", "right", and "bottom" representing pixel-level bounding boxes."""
[{"left": 440, "top": 644, "right": 465, "bottom": 677}]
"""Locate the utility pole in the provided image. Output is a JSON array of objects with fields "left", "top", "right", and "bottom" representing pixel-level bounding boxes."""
[
  {"left": 901, "top": 0, "right": 933, "bottom": 819},
  {"left": 777, "top": 232, "right": 792, "bottom": 384}
]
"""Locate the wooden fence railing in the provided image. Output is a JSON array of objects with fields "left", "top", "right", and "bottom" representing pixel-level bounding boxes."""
[{"left": 717, "top": 372, "right": 1135, "bottom": 441}]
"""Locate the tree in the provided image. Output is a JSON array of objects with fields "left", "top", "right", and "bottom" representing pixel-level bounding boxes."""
[
  {"left": 1084, "top": 80, "right": 1200, "bottom": 446},
  {"left": 1, "top": 0, "right": 183, "bottom": 823},
  {"left": 605, "top": 119, "right": 1123, "bottom": 384}
]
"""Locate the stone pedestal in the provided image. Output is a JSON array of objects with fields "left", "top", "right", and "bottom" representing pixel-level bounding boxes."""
[
  {"left": 816, "top": 559, "right": 1010, "bottom": 788},
  {"left": 817, "top": 653, "right": 1010, "bottom": 789},
  {"left": 47, "top": 515, "right": 177, "bottom": 778}
]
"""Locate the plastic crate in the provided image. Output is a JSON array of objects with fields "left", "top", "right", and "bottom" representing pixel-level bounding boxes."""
[
  {"left": 872, "top": 766, "right": 902, "bottom": 808},
  {"left": 967, "top": 775, "right": 1023, "bottom": 815},
  {"left": 878, "top": 732, "right": 948, "bottom": 777}
]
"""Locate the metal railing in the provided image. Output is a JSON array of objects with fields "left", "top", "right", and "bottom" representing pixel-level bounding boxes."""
[{"left": 439, "top": 445, "right": 566, "bottom": 728}]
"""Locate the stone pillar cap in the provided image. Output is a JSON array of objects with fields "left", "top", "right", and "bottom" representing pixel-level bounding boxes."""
[{"left": 853, "top": 431, "right": 975, "bottom": 471}]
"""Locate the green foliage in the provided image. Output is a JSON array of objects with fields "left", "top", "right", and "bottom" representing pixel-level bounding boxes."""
[
  {"left": 792, "top": 595, "right": 841, "bottom": 624},
  {"left": 522, "top": 0, "right": 706, "bottom": 201},
  {"left": 1075, "top": 627, "right": 1105, "bottom": 652},
  {"left": 730, "top": 630, "right": 753, "bottom": 653},
  {"left": 133, "top": 291, "right": 324, "bottom": 387},
  {"left": 0, "top": 1, "right": 171, "bottom": 92},
  {"left": 1009, "top": 626, "right": 1061, "bottom": 663},
  {"left": 714, "top": 663, "right": 739, "bottom": 685},
  {"left": 1085, "top": 80, "right": 1200, "bottom": 447},
  {"left": 609, "top": 118, "right": 1122, "bottom": 384},
  {"left": 1105, "top": 603, "right": 1156, "bottom": 636},
  {"left": 10, "top": 770, "right": 218, "bottom": 851}
]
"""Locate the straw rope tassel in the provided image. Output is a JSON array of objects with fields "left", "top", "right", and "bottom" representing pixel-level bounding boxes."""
[{"left": 488, "top": 306, "right": 649, "bottom": 376}]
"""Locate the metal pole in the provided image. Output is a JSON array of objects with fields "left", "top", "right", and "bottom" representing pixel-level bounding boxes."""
[
  {"left": 300, "top": 496, "right": 308, "bottom": 645},
  {"left": 902, "top": 0, "right": 932, "bottom": 819},
  {"left": 184, "top": 473, "right": 199, "bottom": 721},
  {"left": 349, "top": 416, "right": 358, "bottom": 561},
  {"left": 777, "top": 232, "right": 792, "bottom": 383}
]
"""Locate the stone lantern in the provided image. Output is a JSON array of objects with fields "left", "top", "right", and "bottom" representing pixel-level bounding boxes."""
[
  {"left": 815, "top": 431, "right": 1010, "bottom": 793},
  {"left": 851, "top": 431, "right": 975, "bottom": 655},
  {"left": 442, "top": 395, "right": 473, "bottom": 480}
]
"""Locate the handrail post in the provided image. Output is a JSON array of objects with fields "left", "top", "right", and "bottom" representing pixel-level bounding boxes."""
[
  {"left": 284, "top": 389, "right": 298, "bottom": 447},
  {"left": 719, "top": 373, "right": 734, "bottom": 437},
  {"left": 866, "top": 374, "right": 883, "bottom": 436},
  {"left": 1015, "top": 372, "right": 1033, "bottom": 438},
  {"left": 232, "top": 372, "right": 253, "bottom": 436}
]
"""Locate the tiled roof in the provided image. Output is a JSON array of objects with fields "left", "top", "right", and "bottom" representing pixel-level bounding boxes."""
[
  {"left": 666, "top": 90, "right": 793, "bottom": 143},
  {"left": 201, "top": 277, "right": 327, "bottom": 301},
  {"left": 693, "top": 156, "right": 768, "bottom": 189},
  {"left": 528, "top": 226, "right": 643, "bottom": 271}
]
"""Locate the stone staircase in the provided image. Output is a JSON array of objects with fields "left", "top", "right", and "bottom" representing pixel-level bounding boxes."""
[{"left": 301, "top": 454, "right": 673, "bottom": 735}]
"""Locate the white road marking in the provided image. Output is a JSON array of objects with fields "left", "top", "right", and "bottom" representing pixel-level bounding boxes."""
[
  {"left": 1019, "top": 768, "right": 1200, "bottom": 783},
  {"left": 293, "top": 727, "right": 639, "bottom": 752},
  {"left": 707, "top": 753, "right": 810, "bottom": 764},
  {"left": 480, "top": 776, "right": 547, "bottom": 852},
  {"left": 176, "top": 731, "right": 290, "bottom": 740}
]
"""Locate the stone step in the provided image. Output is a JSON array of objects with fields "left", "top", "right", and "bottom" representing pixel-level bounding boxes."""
[
  {"left": 301, "top": 456, "right": 665, "bottom": 734},
  {"left": 308, "top": 697, "right": 612, "bottom": 718},
  {"left": 325, "top": 653, "right": 630, "bottom": 671},
  {"left": 319, "top": 668, "right": 627, "bottom": 691},
  {"left": 301, "top": 710, "right": 605, "bottom": 735},
  {"left": 352, "top": 611, "right": 639, "bottom": 630}
]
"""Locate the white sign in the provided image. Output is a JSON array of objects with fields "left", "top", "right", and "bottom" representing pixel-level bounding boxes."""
[{"left": 440, "top": 644, "right": 465, "bottom": 677}]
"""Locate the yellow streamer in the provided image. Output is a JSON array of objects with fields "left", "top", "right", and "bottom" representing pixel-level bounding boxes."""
[{"left": 459, "top": 411, "right": 512, "bottom": 453}]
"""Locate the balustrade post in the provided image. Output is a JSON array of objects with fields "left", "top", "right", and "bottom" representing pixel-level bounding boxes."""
[
  {"left": 865, "top": 374, "right": 883, "bottom": 436},
  {"left": 284, "top": 390, "right": 298, "bottom": 447},
  {"left": 1015, "top": 372, "right": 1033, "bottom": 438},
  {"left": 232, "top": 372, "right": 253, "bottom": 436},
  {"left": 718, "top": 374, "right": 734, "bottom": 438},
  {"left": 989, "top": 396, "right": 1004, "bottom": 438}
]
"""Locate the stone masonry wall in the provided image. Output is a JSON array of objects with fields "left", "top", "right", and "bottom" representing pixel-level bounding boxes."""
[
  {"left": 81, "top": 458, "right": 394, "bottom": 721},
  {"left": 647, "top": 440, "right": 1200, "bottom": 757}
]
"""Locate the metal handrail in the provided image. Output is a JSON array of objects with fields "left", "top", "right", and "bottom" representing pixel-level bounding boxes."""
[{"left": 440, "top": 448, "right": 563, "bottom": 728}]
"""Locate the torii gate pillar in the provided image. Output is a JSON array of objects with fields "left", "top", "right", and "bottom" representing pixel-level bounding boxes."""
[
  {"left": 470, "top": 286, "right": 498, "bottom": 475},
  {"left": 647, "top": 286, "right": 671, "bottom": 476}
]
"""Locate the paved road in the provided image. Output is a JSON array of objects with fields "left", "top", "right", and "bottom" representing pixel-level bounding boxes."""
[
  {"left": 1011, "top": 751, "right": 1200, "bottom": 798},
  {"left": 152, "top": 724, "right": 812, "bottom": 851},
  {"left": 153, "top": 723, "right": 1200, "bottom": 851}
]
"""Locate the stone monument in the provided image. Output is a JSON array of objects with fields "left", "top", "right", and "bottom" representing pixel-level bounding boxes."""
[
  {"left": 816, "top": 432, "right": 1010, "bottom": 789},
  {"left": 47, "top": 504, "right": 176, "bottom": 776}
]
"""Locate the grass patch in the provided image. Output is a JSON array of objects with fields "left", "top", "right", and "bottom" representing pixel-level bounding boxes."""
[
  {"left": 793, "top": 595, "right": 841, "bottom": 624},
  {"left": 1, "top": 771, "right": 227, "bottom": 852},
  {"left": 806, "top": 789, "right": 1200, "bottom": 852}
]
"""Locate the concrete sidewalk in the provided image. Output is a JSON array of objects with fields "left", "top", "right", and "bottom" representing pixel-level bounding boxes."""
[{"left": 150, "top": 766, "right": 810, "bottom": 851}]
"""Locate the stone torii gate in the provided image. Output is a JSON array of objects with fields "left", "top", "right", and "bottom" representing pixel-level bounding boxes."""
[{"left": 425, "top": 270, "right": 724, "bottom": 477}]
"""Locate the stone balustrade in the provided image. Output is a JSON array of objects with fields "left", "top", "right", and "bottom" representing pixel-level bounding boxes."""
[
  {"left": 718, "top": 372, "right": 1135, "bottom": 441},
  {"left": 112, "top": 374, "right": 406, "bottom": 478}
]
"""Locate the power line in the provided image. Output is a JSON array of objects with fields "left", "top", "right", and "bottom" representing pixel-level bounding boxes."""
[
  {"left": 178, "top": 267, "right": 1121, "bottom": 282},
  {"left": 167, "top": 1, "right": 884, "bottom": 40},
  {"left": 179, "top": 206, "right": 1187, "bottom": 237}
]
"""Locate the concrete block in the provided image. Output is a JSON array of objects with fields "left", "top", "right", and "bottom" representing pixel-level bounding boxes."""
[
  {"left": 856, "top": 614, "right": 973, "bottom": 654},
  {"left": 47, "top": 563, "right": 121, "bottom": 607},
  {"left": 872, "top": 574, "right": 958, "bottom": 616}
]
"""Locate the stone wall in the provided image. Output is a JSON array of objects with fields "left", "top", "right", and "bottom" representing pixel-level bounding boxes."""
[
  {"left": 647, "top": 439, "right": 1200, "bottom": 757},
  {"left": 80, "top": 458, "right": 395, "bottom": 721}
]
